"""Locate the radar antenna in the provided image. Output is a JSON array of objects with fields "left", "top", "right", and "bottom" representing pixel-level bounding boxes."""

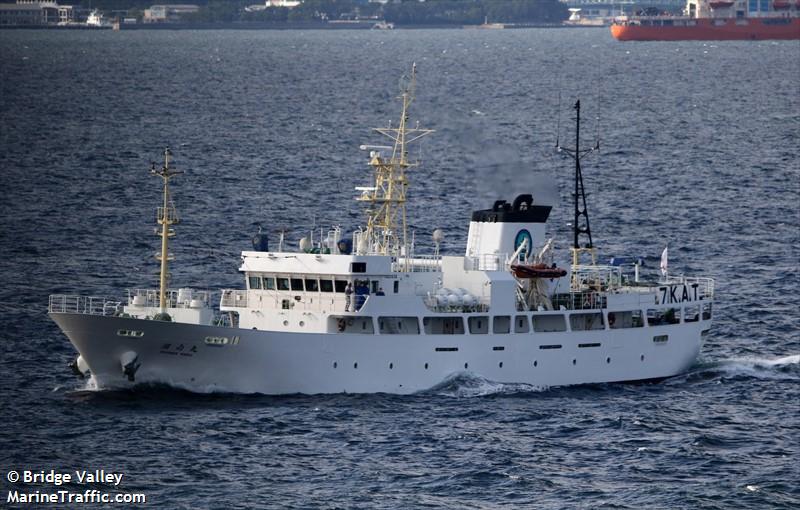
[
  {"left": 556, "top": 100, "right": 599, "bottom": 268},
  {"left": 150, "top": 147, "right": 183, "bottom": 317},
  {"left": 357, "top": 63, "right": 434, "bottom": 265}
]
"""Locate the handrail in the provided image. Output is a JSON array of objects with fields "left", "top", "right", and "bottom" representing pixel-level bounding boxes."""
[{"left": 48, "top": 295, "right": 120, "bottom": 316}]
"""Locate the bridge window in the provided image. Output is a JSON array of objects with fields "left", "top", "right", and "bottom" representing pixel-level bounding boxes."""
[
  {"left": 350, "top": 262, "right": 366, "bottom": 273},
  {"left": 647, "top": 308, "right": 680, "bottom": 326},
  {"left": 277, "top": 278, "right": 290, "bottom": 291},
  {"left": 423, "top": 317, "right": 464, "bottom": 335},
  {"left": 248, "top": 276, "right": 261, "bottom": 290},
  {"left": 320, "top": 279, "right": 333, "bottom": 292},
  {"left": 570, "top": 312, "right": 605, "bottom": 331},
  {"left": 305, "top": 279, "right": 319, "bottom": 292},
  {"left": 684, "top": 305, "right": 700, "bottom": 323},
  {"left": 264, "top": 277, "right": 276, "bottom": 290},
  {"left": 532, "top": 314, "right": 567, "bottom": 333},
  {"left": 291, "top": 278, "right": 304, "bottom": 291},
  {"left": 378, "top": 317, "right": 420, "bottom": 334},
  {"left": 608, "top": 310, "right": 644, "bottom": 329},
  {"left": 334, "top": 280, "right": 348, "bottom": 293},
  {"left": 493, "top": 316, "right": 510, "bottom": 334},
  {"left": 468, "top": 316, "right": 488, "bottom": 334}
]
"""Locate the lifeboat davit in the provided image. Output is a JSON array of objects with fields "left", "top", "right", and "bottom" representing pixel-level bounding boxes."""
[
  {"left": 709, "top": 0, "right": 734, "bottom": 7},
  {"left": 510, "top": 263, "right": 567, "bottom": 279}
]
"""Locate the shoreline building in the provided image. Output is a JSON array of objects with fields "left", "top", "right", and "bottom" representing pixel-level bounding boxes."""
[
  {"left": 143, "top": 4, "right": 199, "bottom": 23},
  {"left": 0, "top": 0, "right": 75, "bottom": 26}
]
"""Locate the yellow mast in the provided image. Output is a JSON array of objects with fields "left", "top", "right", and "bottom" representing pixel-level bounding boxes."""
[
  {"left": 357, "top": 63, "right": 433, "bottom": 262},
  {"left": 151, "top": 148, "right": 182, "bottom": 316}
]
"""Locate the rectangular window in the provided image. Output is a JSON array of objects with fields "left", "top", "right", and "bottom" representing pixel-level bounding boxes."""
[
  {"left": 653, "top": 335, "right": 668, "bottom": 343},
  {"left": 248, "top": 276, "right": 261, "bottom": 290},
  {"left": 493, "top": 316, "right": 510, "bottom": 334},
  {"left": 378, "top": 317, "right": 420, "bottom": 335},
  {"left": 277, "top": 278, "right": 290, "bottom": 291},
  {"left": 578, "top": 342, "right": 601, "bottom": 348},
  {"left": 759, "top": 0, "right": 769, "bottom": 11},
  {"left": 702, "top": 303, "right": 712, "bottom": 320},
  {"left": 748, "top": 0, "right": 757, "bottom": 11},
  {"left": 423, "top": 317, "right": 465, "bottom": 335},
  {"left": 320, "top": 280, "right": 333, "bottom": 293},
  {"left": 684, "top": 305, "right": 700, "bottom": 323},
  {"left": 305, "top": 279, "right": 319, "bottom": 292},
  {"left": 290, "top": 278, "right": 304, "bottom": 291},
  {"left": 371, "top": 280, "right": 379, "bottom": 294},
  {"left": 468, "top": 316, "right": 489, "bottom": 334},
  {"left": 435, "top": 347, "right": 458, "bottom": 352},
  {"left": 532, "top": 314, "right": 567, "bottom": 333},
  {"left": 350, "top": 262, "right": 366, "bottom": 273},
  {"left": 334, "top": 280, "right": 348, "bottom": 293},
  {"left": 570, "top": 312, "right": 605, "bottom": 331},
  {"left": 539, "top": 344, "right": 562, "bottom": 350},
  {"left": 263, "top": 277, "right": 276, "bottom": 290},
  {"left": 608, "top": 310, "right": 644, "bottom": 329},
  {"left": 514, "top": 316, "right": 530, "bottom": 333},
  {"left": 648, "top": 308, "right": 680, "bottom": 326},
  {"left": 393, "top": 281, "right": 399, "bottom": 293}
]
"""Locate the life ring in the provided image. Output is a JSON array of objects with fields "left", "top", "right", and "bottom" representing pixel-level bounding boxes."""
[
  {"left": 337, "top": 318, "right": 346, "bottom": 332},
  {"left": 608, "top": 312, "right": 616, "bottom": 326}
]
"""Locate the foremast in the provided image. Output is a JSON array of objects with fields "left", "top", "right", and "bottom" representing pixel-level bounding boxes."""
[
  {"left": 357, "top": 64, "right": 433, "bottom": 265},
  {"left": 557, "top": 100, "right": 600, "bottom": 289},
  {"left": 151, "top": 148, "right": 183, "bottom": 318}
]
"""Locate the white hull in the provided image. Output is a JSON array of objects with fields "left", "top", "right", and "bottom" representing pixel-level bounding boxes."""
[{"left": 51, "top": 312, "right": 710, "bottom": 394}]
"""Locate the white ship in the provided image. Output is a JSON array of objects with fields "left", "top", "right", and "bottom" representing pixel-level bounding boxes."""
[
  {"left": 49, "top": 66, "right": 714, "bottom": 395},
  {"left": 85, "top": 9, "right": 111, "bottom": 28}
]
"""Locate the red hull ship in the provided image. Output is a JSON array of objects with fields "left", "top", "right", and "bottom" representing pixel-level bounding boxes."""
[{"left": 611, "top": 0, "right": 800, "bottom": 41}]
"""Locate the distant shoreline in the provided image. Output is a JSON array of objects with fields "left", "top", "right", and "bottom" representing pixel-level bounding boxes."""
[{"left": 0, "top": 21, "right": 595, "bottom": 31}]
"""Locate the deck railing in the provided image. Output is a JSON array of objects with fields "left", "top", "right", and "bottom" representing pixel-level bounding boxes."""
[{"left": 48, "top": 295, "right": 121, "bottom": 316}]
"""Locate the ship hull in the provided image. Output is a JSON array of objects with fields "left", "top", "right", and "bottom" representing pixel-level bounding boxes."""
[
  {"left": 611, "top": 17, "right": 800, "bottom": 41},
  {"left": 51, "top": 312, "right": 710, "bottom": 395}
]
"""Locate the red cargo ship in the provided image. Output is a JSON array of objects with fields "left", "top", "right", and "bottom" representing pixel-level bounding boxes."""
[{"left": 611, "top": 0, "right": 800, "bottom": 40}]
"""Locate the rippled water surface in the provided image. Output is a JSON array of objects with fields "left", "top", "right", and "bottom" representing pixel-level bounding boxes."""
[{"left": 1, "top": 28, "right": 799, "bottom": 509}]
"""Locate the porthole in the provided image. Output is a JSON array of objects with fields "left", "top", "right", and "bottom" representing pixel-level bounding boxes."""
[
  {"left": 389, "top": 363, "right": 393, "bottom": 369},
  {"left": 424, "top": 363, "right": 429, "bottom": 370},
  {"left": 354, "top": 362, "right": 358, "bottom": 369},
  {"left": 499, "top": 362, "right": 503, "bottom": 368},
  {"left": 299, "top": 321, "right": 305, "bottom": 327},
  {"left": 606, "top": 357, "right": 611, "bottom": 364},
  {"left": 572, "top": 359, "right": 577, "bottom": 366},
  {"left": 640, "top": 354, "right": 645, "bottom": 361},
  {"left": 533, "top": 360, "right": 538, "bottom": 367},
  {"left": 464, "top": 363, "right": 469, "bottom": 369},
  {"left": 333, "top": 362, "right": 338, "bottom": 369},
  {"left": 283, "top": 320, "right": 289, "bottom": 326}
]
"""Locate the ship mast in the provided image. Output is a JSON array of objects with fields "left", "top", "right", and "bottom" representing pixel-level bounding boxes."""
[
  {"left": 357, "top": 63, "right": 433, "bottom": 263},
  {"left": 151, "top": 148, "right": 183, "bottom": 317},
  {"left": 557, "top": 100, "right": 599, "bottom": 268}
]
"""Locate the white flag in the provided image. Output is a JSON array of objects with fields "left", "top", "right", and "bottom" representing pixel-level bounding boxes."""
[{"left": 660, "top": 246, "right": 668, "bottom": 277}]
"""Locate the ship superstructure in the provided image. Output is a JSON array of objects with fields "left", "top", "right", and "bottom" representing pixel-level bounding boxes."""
[
  {"left": 49, "top": 67, "right": 715, "bottom": 395},
  {"left": 611, "top": 0, "right": 800, "bottom": 40}
]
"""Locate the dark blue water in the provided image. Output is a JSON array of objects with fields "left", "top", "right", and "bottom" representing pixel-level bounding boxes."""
[{"left": 1, "top": 28, "right": 798, "bottom": 509}]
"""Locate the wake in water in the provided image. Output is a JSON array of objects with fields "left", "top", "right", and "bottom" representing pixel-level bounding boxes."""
[
  {"left": 425, "top": 371, "right": 548, "bottom": 398},
  {"left": 669, "top": 354, "right": 800, "bottom": 384}
]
